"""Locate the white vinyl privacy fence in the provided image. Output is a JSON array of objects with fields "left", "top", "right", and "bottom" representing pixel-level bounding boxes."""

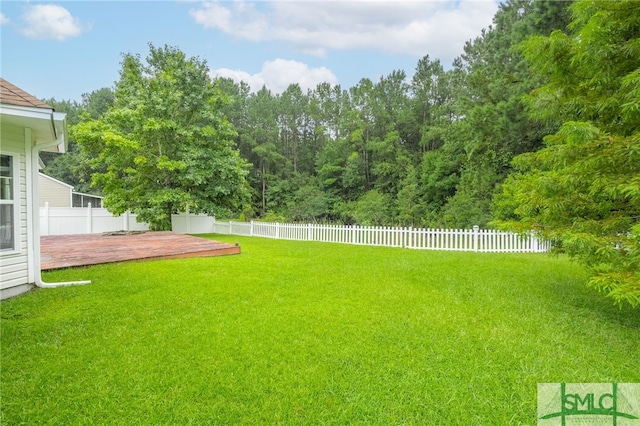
[
  {"left": 41, "top": 206, "right": 549, "bottom": 253},
  {"left": 40, "top": 204, "right": 149, "bottom": 235}
]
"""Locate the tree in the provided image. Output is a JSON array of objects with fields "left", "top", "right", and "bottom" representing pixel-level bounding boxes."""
[
  {"left": 351, "top": 190, "right": 392, "bottom": 226},
  {"left": 410, "top": 56, "right": 451, "bottom": 153},
  {"left": 369, "top": 71, "right": 412, "bottom": 199},
  {"left": 494, "top": 0, "right": 640, "bottom": 307},
  {"left": 245, "top": 86, "right": 286, "bottom": 216},
  {"left": 287, "top": 177, "right": 331, "bottom": 222},
  {"left": 396, "top": 163, "right": 424, "bottom": 226},
  {"left": 436, "top": 0, "right": 572, "bottom": 228},
  {"left": 81, "top": 88, "right": 115, "bottom": 120},
  {"left": 74, "top": 44, "right": 250, "bottom": 230},
  {"left": 43, "top": 88, "right": 116, "bottom": 193}
]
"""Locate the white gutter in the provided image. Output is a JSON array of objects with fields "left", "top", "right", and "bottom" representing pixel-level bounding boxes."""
[
  {"left": 28, "top": 117, "right": 91, "bottom": 288},
  {"left": 0, "top": 104, "right": 57, "bottom": 121},
  {"left": 52, "top": 112, "right": 67, "bottom": 153}
]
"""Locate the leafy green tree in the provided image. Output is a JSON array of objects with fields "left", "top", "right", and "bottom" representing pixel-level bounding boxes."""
[
  {"left": 410, "top": 56, "right": 452, "bottom": 153},
  {"left": 42, "top": 90, "right": 116, "bottom": 193},
  {"left": 81, "top": 88, "right": 116, "bottom": 120},
  {"left": 396, "top": 163, "right": 424, "bottom": 226},
  {"left": 494, "top": 0, "right": 640, "bottom": 307},
  {"left": 309, "top": 82, "right": 347, "bottom": 142},
  {"left": 315, "top": 137, "right": 352, "bottom": 218},
  {"left": 409, "top": 56, "right": 462, "bottom": 225},
  {"left": 351, "top": 190, "right": 392, "bottom": 226},
  {"left": 244, "top": 87, "right": 284, "bottom": 216},
  {"left": 287, "top": 177, "right": 331, "bottom": 222},
  {"left": 273, "top": 84, "right": 323, "bottom": 180},
  {"left": 345, "top": 78, "right": 377, "bottom": 191},
  {"left": 420, "top": 147, "right": 461, "bottom": 226},
  {"left": 438, "top": 0, "right": 571, "bottom": 227},
  {"left": 369, "top": 71, "right": 413, "bottom": 199},
  {"left": 74, "top": 44, "right": 250, "bottom": 230}
]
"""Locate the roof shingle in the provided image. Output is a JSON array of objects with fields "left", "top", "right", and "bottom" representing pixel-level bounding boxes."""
[{"left": 0, "top": 78, "right": 53, "bottom": 109}]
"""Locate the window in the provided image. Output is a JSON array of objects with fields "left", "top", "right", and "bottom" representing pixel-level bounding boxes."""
[{"left": 0, "top": 154, "right": 18, "bottom": 251}]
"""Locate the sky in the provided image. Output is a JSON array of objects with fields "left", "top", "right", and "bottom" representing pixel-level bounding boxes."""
[{"left": 1, "top": 0, "right": 500, "bottom": 102}]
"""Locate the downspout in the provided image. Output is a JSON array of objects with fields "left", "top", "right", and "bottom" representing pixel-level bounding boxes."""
[{"left": 28, "top": 117, "right": 91, "bottom": 288}]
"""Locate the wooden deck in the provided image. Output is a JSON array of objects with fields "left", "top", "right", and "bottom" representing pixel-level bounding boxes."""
[{"left": 40, "top": 231, "right": 240, "bottom": 270}]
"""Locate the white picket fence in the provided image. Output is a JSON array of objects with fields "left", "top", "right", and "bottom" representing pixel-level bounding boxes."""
[
  {"left": 173, "top": 213, "right": 549, "bottom": 253},
  {"left": 40, "top": 206, "right": 549, "bottom": 253}
]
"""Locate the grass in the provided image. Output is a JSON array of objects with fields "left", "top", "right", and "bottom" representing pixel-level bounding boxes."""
[{"left": 1, "top": 235, "right": 639, "bottom": 425}]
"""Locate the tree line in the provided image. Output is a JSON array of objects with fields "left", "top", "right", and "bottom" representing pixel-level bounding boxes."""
[
  {"left": 46, "top": 0, "right": 570, "bottom": 228},
  {"left": 43, "top": 0, "right": 640, "bottom": 306}
]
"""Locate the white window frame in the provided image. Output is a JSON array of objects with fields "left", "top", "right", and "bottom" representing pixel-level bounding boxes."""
[{"left": 0, "top": 152, "right": 20, "bottom": 254}]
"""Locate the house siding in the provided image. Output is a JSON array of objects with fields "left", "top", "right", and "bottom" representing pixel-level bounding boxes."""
[
  {"left": 0, "top": 124, "right": 31, "bottom": 297},
  {"left": 39, "top": 174, "right": 72, "bottom": 207}
]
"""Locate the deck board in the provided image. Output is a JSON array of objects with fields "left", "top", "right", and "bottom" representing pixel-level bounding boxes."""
[{"left": 40, "top": 231, "right": 239, "bottom": 270}]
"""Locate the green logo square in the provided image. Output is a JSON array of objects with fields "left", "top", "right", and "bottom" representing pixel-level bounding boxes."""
[{"left": 538, "top": 383, "right": 640, "bottom": 425}]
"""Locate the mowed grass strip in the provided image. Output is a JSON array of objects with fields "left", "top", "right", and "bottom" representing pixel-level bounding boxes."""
[{"left": 1, "top": 235, "right": 638, "bottom": 424}]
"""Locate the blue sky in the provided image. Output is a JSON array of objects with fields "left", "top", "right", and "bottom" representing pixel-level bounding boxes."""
[{"left": 1, "top": 1, "right": 500, "bottom": 102}]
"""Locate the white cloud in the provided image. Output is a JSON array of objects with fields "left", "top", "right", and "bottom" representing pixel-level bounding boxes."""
[
  {"left": 213, "top": 68, "right": 265, "bottom": 91},
  {"left": 190, "top": 1, "right": 268, "bottom": 41},
  {"left": 190, "top": 0, "right": 498, "bottom": 63},
  {"left": 1, "top": 13, "right": 10, "bottom": 26},
  {"left": 211, "top": 58, "right": 338, "bottom": 93},
  {"left": 20, "top": 4, "right": 89, "bottom": 41}
]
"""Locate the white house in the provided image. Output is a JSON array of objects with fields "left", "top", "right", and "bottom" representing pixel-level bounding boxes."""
[{"left": 1, "top": 78, "right": 88, "bottom": 299}]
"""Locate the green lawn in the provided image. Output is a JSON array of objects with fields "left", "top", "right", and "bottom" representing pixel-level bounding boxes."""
[{"left": 1, "top": 235, "right": 638, "bottom": 424}]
